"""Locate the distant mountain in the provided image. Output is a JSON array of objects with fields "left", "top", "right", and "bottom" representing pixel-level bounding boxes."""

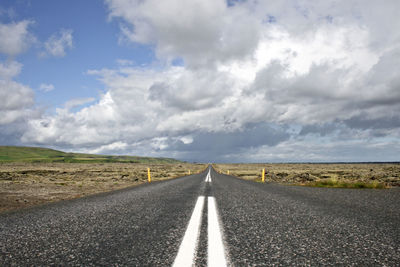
[{"left": 0, "top": 146, "right": 181, "bottom": 164}]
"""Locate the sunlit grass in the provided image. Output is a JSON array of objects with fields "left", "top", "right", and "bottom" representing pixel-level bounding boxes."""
[
  {"left": 302, "top": 178, "right": 388, "bottom": 189},
  {"left": 0, "top": 146, "right": 181, "bottom": 164}
]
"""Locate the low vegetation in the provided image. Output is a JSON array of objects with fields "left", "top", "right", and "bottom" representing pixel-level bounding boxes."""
[
  {"left": 0, "top": 146, "right": 180, "bottom": 163},
  {"left": 0, "top": 162, "right": 207, "bottom": 213},
  {"left": 214, "top": 163, "right": 400, "bottom": 188},
  {"left": 0, "top": 146, "right": 206, "bottom": 213},
  {"left": 2, "top": 147, "right": 398, "bottom": 212},
  {"left": 304, "top": 178, "right": 386, "bottom": 189}
]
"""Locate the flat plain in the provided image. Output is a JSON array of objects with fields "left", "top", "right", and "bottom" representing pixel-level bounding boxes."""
[
  {"left": 2, "top": 147, "right": 399, "bottom": 213},
  {"left": 0, "top": 162, "right": 206, "bottom": 213},
  {"left": 214, "top": 163, "right": 400, "bottom": 188},
  {"left": 1, "top": 166, "right": 399, "bottom": 265}
]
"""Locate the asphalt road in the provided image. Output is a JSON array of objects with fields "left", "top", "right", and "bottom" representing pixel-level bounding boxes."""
[{"left": 1, "top": 166, "right": 399, "bottom": 266}]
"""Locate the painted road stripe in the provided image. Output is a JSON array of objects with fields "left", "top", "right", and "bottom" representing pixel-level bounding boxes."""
[
  {"left": 205, "top": 170, "right": 212, "bottom": 182},
  {"left": 174, "top": 171, "right": 227, "bottom": 266},
  {"left": 172, "top": 196, "right": 205, "bottom": 267},
  {"left": 208, "top": 197, "right": 228, "bottom": 267}
]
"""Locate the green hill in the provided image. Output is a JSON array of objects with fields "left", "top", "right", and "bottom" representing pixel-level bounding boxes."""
[{"left": 0, "top": 146, "right": 181, "bottom": 164}]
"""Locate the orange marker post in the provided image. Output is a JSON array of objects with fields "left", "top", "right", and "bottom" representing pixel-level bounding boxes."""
[{"left": 262, "top": 168, "right": 265, "bottom": 183}]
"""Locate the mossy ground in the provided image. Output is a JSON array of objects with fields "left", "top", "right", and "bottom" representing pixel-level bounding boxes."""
[
  {"left": 214, "top": 163, "right": 399, "bottom": 188},
  {"left": 0, "top": 162, "right": 207, "bottom": 213}
]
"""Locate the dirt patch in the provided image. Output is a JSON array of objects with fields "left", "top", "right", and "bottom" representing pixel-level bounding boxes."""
[{"left": 0, "top": 162, "right": 206, "bottom": 213}]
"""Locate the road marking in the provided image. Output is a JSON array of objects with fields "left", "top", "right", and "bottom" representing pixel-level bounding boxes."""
[
  {"left": 174, "top": 170, "right": 227, "bottom": 266},
  {"left": 208, "top": 197, "right": 228, "bottom": 267},
  {"left": 205, "top": 170, "right": 212, "bottom": 182},
  {"left": 173, "top": 196, "right": 205, "bottom": 267}
]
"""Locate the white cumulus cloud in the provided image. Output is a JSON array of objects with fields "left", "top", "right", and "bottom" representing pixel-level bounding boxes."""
[
  {"left": 0, "top": 61, "right": 22, "bottom": 79},
  {"left": 0, "top": 20, "right": 35, "bottom": 56},
  {"left": 106, "top": 0, "right": 260, "bottom": 67},
  {"left": 42, "top": 29, "right": 73, "bottom": 57},
  {"left": 0, "top": 60, "right": 38, "bottom": 145},
  {"left": 0, "top": 19, "right": 40, "bottom": 145},
  {"left": 39, "top": 83, "right": 54, "bottom": 92},
  {"left": 17, "top": 0, "right": 400, "bottom": 161}
]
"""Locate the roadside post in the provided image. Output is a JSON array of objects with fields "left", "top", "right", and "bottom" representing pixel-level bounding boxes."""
[
  {"left": 188, "top": 170, "right": 191, "bottom": 175},
  {"left": 262, "top": 168, "right": 265, "bottom": 183},
  {"left": 227, "top": 170, "right": 229, "bottom": 175},
  {"left": 147, "top": 168, "right": 151, "bottom": 182}
]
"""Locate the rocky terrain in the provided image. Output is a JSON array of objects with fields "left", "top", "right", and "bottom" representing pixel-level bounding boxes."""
[
  {"left": 0, "top": 162, "right": 206, "bottom": 213},
  {"left": 214, "top": 163, "right": 400, "bottom": 188}
]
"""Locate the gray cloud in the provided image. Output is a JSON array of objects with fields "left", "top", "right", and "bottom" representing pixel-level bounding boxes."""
[
  {"left": 172, "top": 123, "right": 289, "bottom": 151},
  {"left": 299, "top": 123, "right": 339, "bottom": 137},
  {"left": 245, "top": 138, "right": 400, "bottom": 163},
  {"left": 9, "top": 0, "right": 400, "bottom": 162},
  {"left": 344, "top": 115, "right": 400, "bottom": 131},
  {"left": 163, "top": 123, "right": 291, "bottom": 162},
  {"left": 148, "top": 68, "right": 234, "bottom": 111}
]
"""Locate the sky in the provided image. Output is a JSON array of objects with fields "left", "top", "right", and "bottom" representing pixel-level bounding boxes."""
[{"left": 0, "top": 0, "right": 399, "bottom": 163}]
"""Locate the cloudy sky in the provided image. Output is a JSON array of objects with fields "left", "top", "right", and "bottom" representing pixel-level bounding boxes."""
[{"left": 1, "top": 0, "right": 399, "bottom": 162}]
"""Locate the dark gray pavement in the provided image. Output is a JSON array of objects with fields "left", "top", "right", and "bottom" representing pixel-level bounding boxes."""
[
  {"left": 0, "top": 172, "right": 206, "bottom": 266},
  {"left": 1, "top": 165, "right": 399, "bottom": 266},
  {"left": 210, "top": 167, "right": 400, "bottom": 266}
]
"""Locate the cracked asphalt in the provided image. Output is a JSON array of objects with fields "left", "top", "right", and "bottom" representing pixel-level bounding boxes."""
[{"left": 1, "top": 166, "right": 399, "bottom": 266}]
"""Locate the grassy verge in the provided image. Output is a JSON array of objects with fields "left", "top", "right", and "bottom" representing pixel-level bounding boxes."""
[{"left": 303, "top": 178, "right": 387, "bottom": 189}]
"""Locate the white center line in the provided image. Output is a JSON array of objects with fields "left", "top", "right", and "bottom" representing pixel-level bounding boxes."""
[
  {"left": 173, "top": 196, "right": 205, "bottom": 267},
  {"left": 208, "top": 196, "right": 228, "bottom": 267},
  {"left": 174, "top": 170, "right": 227, "bottom": 266},
  {"left": 205, "top": 170, "right": 212, "bottom": 182}
]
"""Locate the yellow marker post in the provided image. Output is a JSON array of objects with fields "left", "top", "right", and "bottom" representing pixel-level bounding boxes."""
[
  {"left": 147, "top": 168, "right": 151, "bottom": 182},
  {"left": 262, "top": 168, "right": 265, "bottom": 183},
  {"left": 227, "top": 170, "right": 230, "bottom": 175},
  {"left": 188, "top": 170, "right": 191, "bottom": 175}
]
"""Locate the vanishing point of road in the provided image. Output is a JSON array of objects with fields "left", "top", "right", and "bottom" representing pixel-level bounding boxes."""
[{"left": 1, "top": 166, "right": 399, "bottom": 266}]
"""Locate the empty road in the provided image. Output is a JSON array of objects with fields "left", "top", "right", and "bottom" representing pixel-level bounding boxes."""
[{"left": 1, "top": 166, "right": 399, "bottom": 266}]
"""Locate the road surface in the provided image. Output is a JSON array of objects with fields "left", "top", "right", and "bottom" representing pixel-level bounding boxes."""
[{"left": 1, "top": 166, "right": 399, "bottom": 266}]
